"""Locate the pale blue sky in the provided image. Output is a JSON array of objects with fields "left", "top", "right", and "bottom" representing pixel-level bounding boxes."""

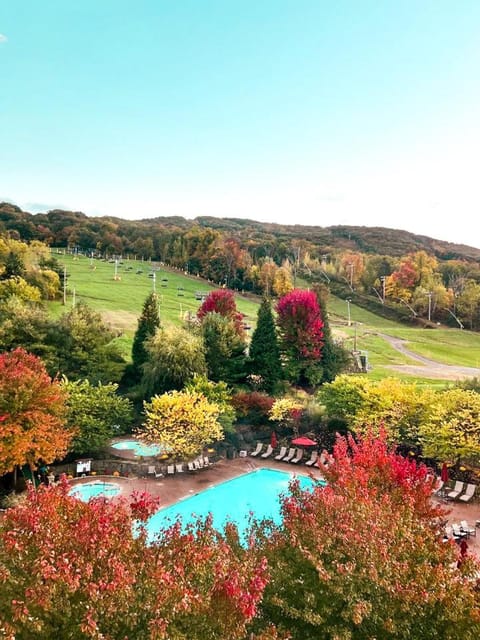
[{"left": 1, "top": 1, "right": 480, "bottom": 246}]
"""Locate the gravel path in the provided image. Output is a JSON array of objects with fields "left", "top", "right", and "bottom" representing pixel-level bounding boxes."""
[{"left": 377, "top": 332, "right": 480, "bottom": 380}]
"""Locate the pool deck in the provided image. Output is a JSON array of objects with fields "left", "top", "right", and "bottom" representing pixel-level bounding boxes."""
[{"left": 70, "top": 457, "right": 480, "bottom": 556}]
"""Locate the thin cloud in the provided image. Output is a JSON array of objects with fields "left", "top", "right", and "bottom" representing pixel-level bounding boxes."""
[{"left": 0, "top": 34, "right": 8, "bottom": 43}]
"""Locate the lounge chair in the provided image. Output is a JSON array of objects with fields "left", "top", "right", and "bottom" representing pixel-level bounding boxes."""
[
  {"left": 291, "top": 448, "right": 304, "bottom": 464},
  {"left": 318, "top": 452, "right": 329, "bottom": 467},
  {"left": 193, "top": 459, "right": 201, "bottom": 470},
  {"left": 444, "top": 525, "right": 461, "bottom": 542},
  {"left": 452, "top": 523, "right": 468, "bottom": 539},
  {"left": 187, "top": 461, "right": 197, "bottom": 472},
  {"left": 459, "top": 483, "right": 476, "bottom": 502},
  {"left": 274, "top": 446, "right": 287, "bottom": 461},
  {"left": 283, "top": 448, "right": 296, "bottom": 463},
  {"left": 166, "top": 465, "right": 175, "bottom": 475},
  {"left": 447, "top": 481, "right": 465, "bottom": 500},
  {"left": 175, "top": 463, "right": 184, "bottom": 473},
  {"left": 305, "top": 451, "right": 318, "bottom": 467},
  {"left": 203, "top": 456, "right": 211, "bottom": 467},
  {"left": 461, "top": 520, "right": 476, "bottom": 537},
  {"left": 250, "top": 443, "right": 263, "bottom": 457},
  {"left": 147, "top": 465, "right": 163, "bottom": 478},
  {"left": 261, "top": 445, "right": 273, "bottom": 459}
]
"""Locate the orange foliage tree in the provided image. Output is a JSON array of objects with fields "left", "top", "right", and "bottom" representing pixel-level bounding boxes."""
[{"left": 0, "top": 348, "right": 72, "bottom": 480}]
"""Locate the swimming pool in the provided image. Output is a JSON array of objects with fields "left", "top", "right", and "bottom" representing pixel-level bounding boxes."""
[
  {"left": 145, "top": 468, "right": 320, "bottom": 541},
  {"left": 112, "top": 439, "right": 162, "bottom": 457},
  {"left": 69, "top": 481, "right": 121, "bottom": 501}
]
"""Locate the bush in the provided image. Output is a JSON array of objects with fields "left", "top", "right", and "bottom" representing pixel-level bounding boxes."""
[{"left": 231, "top": 392, "right": 275, "bottom": 426}]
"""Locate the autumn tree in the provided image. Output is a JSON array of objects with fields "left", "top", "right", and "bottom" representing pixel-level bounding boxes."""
[
  {"left": 276, "top": 289, "right": 324, "bottom": 387},
  {"left": 254, "top": 431, "right": 480, "bottom": 639},
  {"left": 0, "top": 480, "right": 270, "bottom": 640},
  {"left": 0, "top": 348, "right": 72, "bottom": 481},
  {"left": 61, "top": 379, "right": 134, "bottom": 455},
  {"left": 185, "top": 375, "right": 236, "bottom": 433},
  {"left": 130, "top": 292, "right": 161, "bottom": 382},
  {"left": 139, "top": 390, "right": 223, "bottom": 460},
  {"left": 197, "top": 288, "right": 245, "bottom": 337},
  {"left": 141, "top": 325, "right": 207, "bottom": 398}
]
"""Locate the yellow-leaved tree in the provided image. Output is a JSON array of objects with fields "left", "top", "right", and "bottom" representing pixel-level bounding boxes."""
[{"left": 139, "top": 390, "right": 223, "bottom": 460}]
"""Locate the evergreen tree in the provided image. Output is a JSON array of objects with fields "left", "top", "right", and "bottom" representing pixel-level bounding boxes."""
[
  {"left": 249, "top": 298, "right": 281, "bottom": 392},
  {"left": 312, "top": 284, "right": 351, "bottom": 383},
  {"left": 2, "top": 251, "right": 25, "bottom": 279},
  {"left": 201, "top": 313, "right": 247, "bottom": 385},
  {"left": 130, "top": 292, "right": 161, "bottom": 381}
]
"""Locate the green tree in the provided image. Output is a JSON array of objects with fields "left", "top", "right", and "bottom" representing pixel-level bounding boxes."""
[
  {"left": 52, "top": 303, "right": 126, "bottom": 383},
  {"left": 2, "top": 250, "right": 25, "bottom": 279},
  {"left": 312, "top": 284, "right": 351, "bottom": 383},
  {"left": 249, "top": 298, "right": 282, "bottom": 392},
  {"left": 141, "top": 325, "right": 207, "bottom": 397},
  {"left": 62, "top": 379, "right": 134, "bottom": 455},
  {"left": 201, "top": 313, "right": 247, "bottom": 384},
  {"left": 139, "top": 390, "right": 223, "bottom": 459},
  {"left": 185, "top": 375, "right": 236, "bottom": 432},
  {"left": 130, "top": 292, "right": 161, "bottom": 382},
  {"left": 420, "top": 388, "right": 480, "bottom": 463}
]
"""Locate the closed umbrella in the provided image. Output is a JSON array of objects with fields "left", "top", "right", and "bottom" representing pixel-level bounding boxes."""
[
  {"left": 270, "top": 431, "right": 278, "bottom": 449},
  {"left": 441, "top": 462, "right": 449, "bottom": 483}
]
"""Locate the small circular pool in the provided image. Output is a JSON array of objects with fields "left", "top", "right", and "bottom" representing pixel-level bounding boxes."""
[
  {"left": 69, "top": 481, "right": 121, "bottom": 502},
  {"left": 111, "top": 439, "right": 162, "bottom": 457}
]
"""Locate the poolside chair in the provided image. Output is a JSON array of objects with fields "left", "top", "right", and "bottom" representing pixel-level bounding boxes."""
[
  {"left": 261, "top": 444, "right": 273, "bottom": 459},
  {"left": 197, "top": 457, "right": 204, "bottom": 469},
  {"left": 461, "top": 520, "right": 476, "bottom": 537},
  {"left": 431, "top": 478, "right": 444, "bottom": 495},
  {"left": 187, "top": 461, "right": 197, "bottom": 472},
  {"left": 443, "top": 525, "right": 462, "bottom": 543},
  {"left": 318, "top": 452, "right": 330, "bottom": 468},
  {"left": 250, "top": 443, "right": 263, "bottom": 457},
  {"left": 203, "top": 456, "right": 211, "bottom": 467},
  {"left": 452, "top": 523, "right": 468, "bottom": 539},
  {"left": 193, "top": 458, "right": 201, "bottom": 470},
  {"left": 291, "top": 448, "right": 304, "bottom": 464},
  {"left": 283, "top": 448, "right": 296, "bottom": 463},
  {"left": 175, "top": 463, "right": 184, "bottom": 473},
  {"left": 459, "top": 483, "right": 476, "bottom": 502},
  {"left": 447, "top": 481, "right": 465, "bottom": 500},
  {"left": 166, "top": 465, "right": 175, "bottom": 475},
  {"left": 305, "top": 451, "right": 318, "bottom": 467},
  {"left": 274, "top": 446, "right": 287, "bottom": 461},
  {"left": 147, "top": 465, "right": 163, "bottom": 478}
]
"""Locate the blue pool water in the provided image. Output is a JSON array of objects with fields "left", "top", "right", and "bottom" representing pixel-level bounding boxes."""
[
  {"left": 145, "top": 468, "right": 320, "bottom": 541},
  {"left": 112, "top": 439, "right": 162, "bottom": 457},
  {"left": 69, "top": 481, "right": 121, "bottom": 501}
]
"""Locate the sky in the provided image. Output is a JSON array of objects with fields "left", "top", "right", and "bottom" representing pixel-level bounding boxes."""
[{"left": 1, "top": 1, "right": 480, "bottom": 247}]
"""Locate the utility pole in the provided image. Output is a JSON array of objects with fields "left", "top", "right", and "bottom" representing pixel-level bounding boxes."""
[
  {"left": 380, "top": 276, "right": 386, "bottom": 303},
  {"left": 346, "top": 298, "right": 351, "bottom": 326},
  {"left": 427, "top": 292, "right": 432, "bottom": 322},
  {"left": 348, "top": 263, "right": 354, "bottom": 289},
  {"left": 152, "top": 271, "right": 156, "bottom": 293},
  {"left": 63, "top": 265, "right": 67, "bottom": 305}
]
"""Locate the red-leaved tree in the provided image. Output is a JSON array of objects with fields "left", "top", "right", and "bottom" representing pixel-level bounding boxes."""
[
  {"left": 197, "top": 288, "right": 245, "bottom": 336},
  {"left": 254, "top": 430, "right": 480, "bottom": 639},
  {"left": 0, "top": 348, "right": 73, "bottom": 482},
  {"left": 0, "top": 479, "right": 272, "bottom": 639},
  {"left": 276, "top": 289, "right": 324, "bottom": 387}
]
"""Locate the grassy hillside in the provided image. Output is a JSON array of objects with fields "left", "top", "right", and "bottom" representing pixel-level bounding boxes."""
[
  {"left": 47, "top": 253, "right": 480, "bottom": 386},
  {"left": 48, "top": 253, "right": 260, "bottom": 357}
]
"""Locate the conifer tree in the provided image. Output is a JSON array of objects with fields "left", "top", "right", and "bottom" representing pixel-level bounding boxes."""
[
  {"left": 249, "top": 298, "right": 281, "bottom": 392},
  {"left": 312, "top": 284, "right": 351, "bottom": 383},
  {"left": 131, "top": 292, "right": 160, "bottom": 381}
]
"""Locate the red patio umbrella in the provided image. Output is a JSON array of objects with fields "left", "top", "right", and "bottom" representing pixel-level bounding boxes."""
[
  {"left": 441, "top": 462, "right": 449, "bottom": 483},
  {"left": 291, "top": 436, "right": 317, "bottom": 447},
  {"left": 270, "top": 431, "right": 278, "bottom": 448}
]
